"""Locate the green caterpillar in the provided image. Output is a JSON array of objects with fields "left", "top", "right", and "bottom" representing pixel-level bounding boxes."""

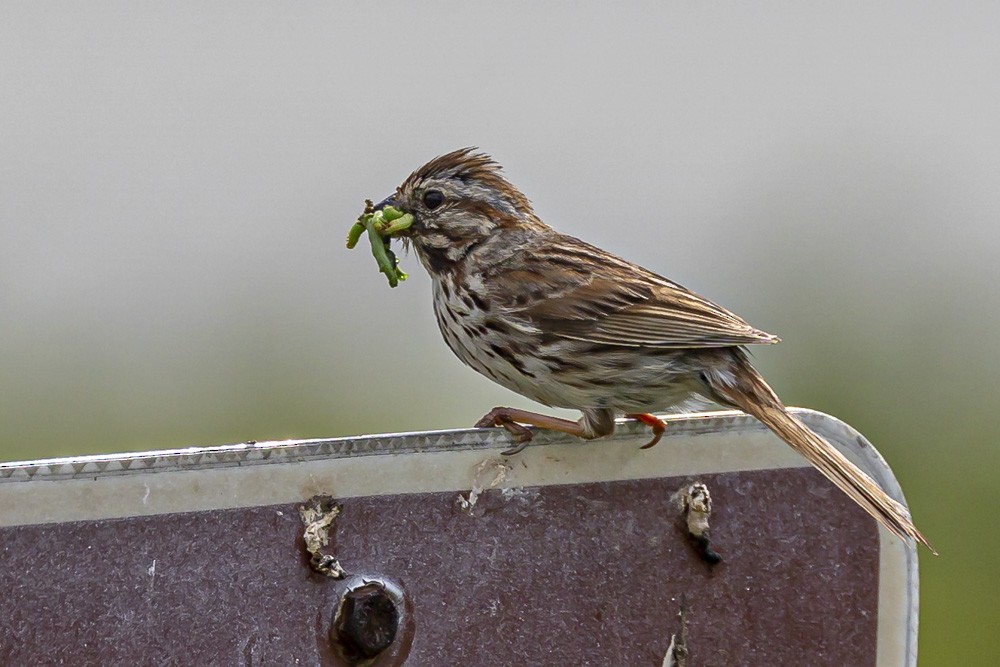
[{"left": 346, "top": 200, "right": 414, "bottom": 288}]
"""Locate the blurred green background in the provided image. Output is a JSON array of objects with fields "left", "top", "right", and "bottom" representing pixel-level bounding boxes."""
[{"left": 1, "top": 2, "right": 997, "bottom": 662}]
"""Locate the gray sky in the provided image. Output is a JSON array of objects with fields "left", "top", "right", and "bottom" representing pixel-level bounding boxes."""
[{"left": 1, "top": 2, "right": 998, "bottom": 454}]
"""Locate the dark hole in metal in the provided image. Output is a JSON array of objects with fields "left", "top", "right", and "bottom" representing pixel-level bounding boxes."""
[{"left": 332, "top": 582, "right": 400, "bottom": 663}]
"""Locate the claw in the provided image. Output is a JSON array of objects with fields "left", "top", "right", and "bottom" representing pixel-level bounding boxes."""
[
  {"left": 499, "top": 436, "right": 532, "bottom": 457},
  {"left": 628, "top": 413, "right": 666, "bottom": 449}
]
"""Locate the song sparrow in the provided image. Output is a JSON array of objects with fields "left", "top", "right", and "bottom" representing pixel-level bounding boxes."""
[{"left": 368, "top": 148, "right": 930, "bottom": 550}]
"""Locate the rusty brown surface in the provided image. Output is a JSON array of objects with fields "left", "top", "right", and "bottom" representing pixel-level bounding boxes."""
[{"left": 0, "top": 468, "right": 878, "bottom": 665}]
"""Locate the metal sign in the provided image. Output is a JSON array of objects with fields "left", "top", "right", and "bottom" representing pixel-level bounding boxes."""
[{"left": 0, "top": 409, "right": 917, "bottom": 665}]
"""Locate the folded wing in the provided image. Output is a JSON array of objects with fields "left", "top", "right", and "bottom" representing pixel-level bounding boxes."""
[{"left": 485, "top": 234, "right": 779, "bottom": 350}]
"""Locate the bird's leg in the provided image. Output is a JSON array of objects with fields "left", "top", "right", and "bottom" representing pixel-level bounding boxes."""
[
  {"left": 627, "top": 413, "right": 667, "bottom": 449},
  {"left": 474, "top": 407, "right": 591, "bottom": 456}
]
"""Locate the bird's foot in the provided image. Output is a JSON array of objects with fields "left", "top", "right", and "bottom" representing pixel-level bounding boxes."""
[
  {"left": 627, "top": 413, "right": 667, "bottom": 449},
  {"left": 475, "top": 408, "right": 535, "bottom": 455}
]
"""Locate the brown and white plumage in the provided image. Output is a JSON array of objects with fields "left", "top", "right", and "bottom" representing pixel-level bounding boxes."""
[
  {"left": 485, "top": 235, "right": 779, "bottom": 349},
  {"left": 373, "top": 147, "right": 932, "bottom": 552}
]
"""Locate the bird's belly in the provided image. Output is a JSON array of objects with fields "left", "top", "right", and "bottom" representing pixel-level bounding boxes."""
[
  {"left": 432, "top": 291, "right": 556, "bottom": 403},
  {"left": 432, "top": 285, "right": 705, "bottom": 413},
  {"left": 534, "top": 345, "right": 707, "bottom": 413}
]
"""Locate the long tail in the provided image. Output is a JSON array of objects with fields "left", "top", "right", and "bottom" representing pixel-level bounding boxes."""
[{"left": 706, "top": 351, "right": 934, "bottom": 553}]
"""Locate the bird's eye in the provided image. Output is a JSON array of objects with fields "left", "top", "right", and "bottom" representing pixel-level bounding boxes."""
[{"left": 422, "top": 190, "right": 444, "bottom": 210}]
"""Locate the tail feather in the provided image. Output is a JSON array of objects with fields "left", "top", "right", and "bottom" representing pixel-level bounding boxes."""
[{"left": 707, "top": 353, "right": 935, "bottom": 553}]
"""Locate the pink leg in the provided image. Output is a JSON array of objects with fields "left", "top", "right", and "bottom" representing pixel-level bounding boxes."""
[{"left": 475, "top": 406, "right": 590, "bottom": 456}]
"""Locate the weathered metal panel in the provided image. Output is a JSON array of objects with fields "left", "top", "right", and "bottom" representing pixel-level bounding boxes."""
[{"left": 0, "top": 409, "right": 918, "bottom": 666}]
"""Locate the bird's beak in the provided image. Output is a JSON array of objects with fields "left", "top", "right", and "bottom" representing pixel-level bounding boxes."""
[
  {"left": 372, "top": 195, "right": 399, "bottom": 212},
  {"left": 372, "top": 194, "right": 414, "bottom": 239}
]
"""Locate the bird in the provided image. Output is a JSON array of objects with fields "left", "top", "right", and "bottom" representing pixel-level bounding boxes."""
[{"left": 367, "top": 147, "right": 931, "bottom": 551}]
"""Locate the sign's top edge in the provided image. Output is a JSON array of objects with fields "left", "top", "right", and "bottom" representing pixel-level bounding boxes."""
[{"left": 0, "top": 408, "right": 857, "bottom": 482}]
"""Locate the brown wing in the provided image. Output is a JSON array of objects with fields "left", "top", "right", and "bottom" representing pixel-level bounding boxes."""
[{"left": 484, "top": 234, "right": 779, "bottom": 349}]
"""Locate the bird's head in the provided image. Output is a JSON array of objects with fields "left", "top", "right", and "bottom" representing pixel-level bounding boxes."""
[{"left": 373, "top": 148, "right": 549, "bottom": 274}]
